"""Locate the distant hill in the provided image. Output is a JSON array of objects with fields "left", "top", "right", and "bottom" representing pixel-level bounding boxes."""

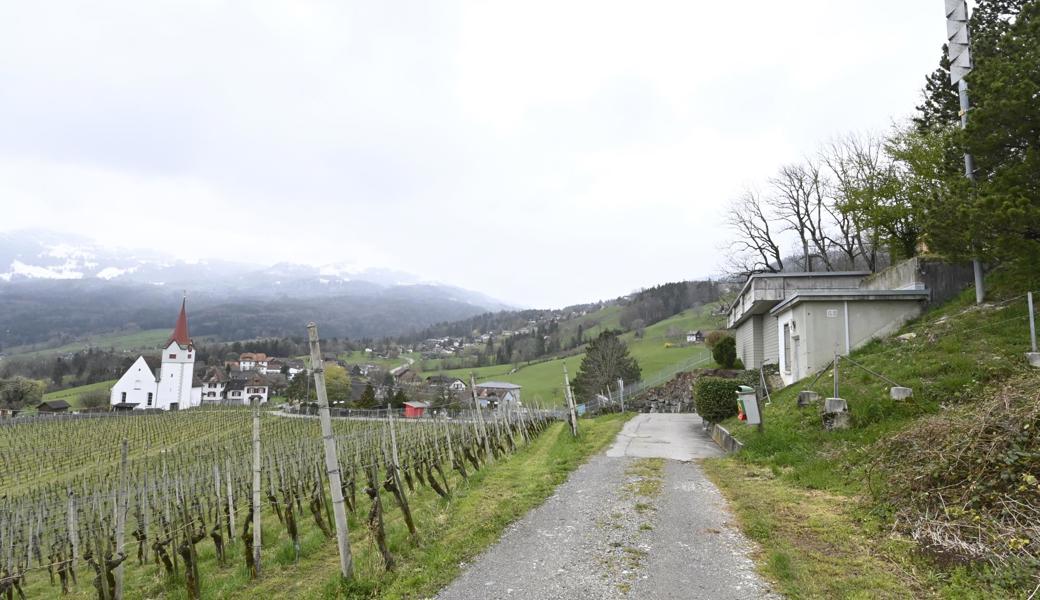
[{"left": 0, "top": 230, "right": 512, "bottom": 351}]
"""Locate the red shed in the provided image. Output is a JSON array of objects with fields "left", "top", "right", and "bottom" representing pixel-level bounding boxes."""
[{"left": 403, "top": 400, "right": 430, "bottom": 418}]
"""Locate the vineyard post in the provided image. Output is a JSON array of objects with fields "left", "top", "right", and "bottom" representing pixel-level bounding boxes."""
[
  {"left": 114, "top": 439, "right": 128, "bottom": 600},
  {"left": 251, "top": 402, "right": 262, "bottom": 576},
  {"left": 307, "top": 322, "right": 354, "bottom": 580},
  {"left": 562, "top": 364, "right": 579, "bottom": 437},
  {"left": 225, "top": 458, "right": 235, "bottom": 543},
  {"left": 469, "top": 374, "right": 494, "bottom": 463},
  {"left": 386, "top": 404, "right": 400, "bottom": 470},
  {"left": 67, "top": 487, "right": 79, "bottom": 571}
]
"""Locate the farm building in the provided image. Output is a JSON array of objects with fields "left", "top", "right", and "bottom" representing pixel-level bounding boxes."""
[
  {"left": 37, "top": 400, "right": 71, "bottom": 413},
  {"left": 403, "top": 400, "right": 431, "bottom": 418},
  {"left": 685, "top": 330, "right": 705, "bottom": 343},
  {"left": 474, "top": 381, "right": 522, "bottom": 409}
]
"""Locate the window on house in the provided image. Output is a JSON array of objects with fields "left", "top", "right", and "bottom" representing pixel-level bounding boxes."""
[
  {"left": 121, "top": 392, "right": 127, "bottom": 402},
  {"left": 169, "top": 354, "right": 176, "bottom": 359},
  {"left": 147, "top": 393, "right": 153, "bottom": 406},
  {"left": 783, "top": 324, "right": 792, "bottom": 372}
]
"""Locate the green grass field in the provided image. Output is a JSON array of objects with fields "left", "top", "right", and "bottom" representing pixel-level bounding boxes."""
[
  {"left": 336, "top": 351, "right": 417, "bottom": 371},
  {"left": 42, "top": 379, "right": 116, "bottom": 405},
  {"left": 424, "top": 305, "right": 724, "bottom": 406},
  {"left": 7, "top": 329, "right": 174, "bottom": 358}
]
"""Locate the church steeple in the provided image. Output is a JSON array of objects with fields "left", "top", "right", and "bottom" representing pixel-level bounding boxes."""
[{"left": 168, "top": 295, "right": 191, "bottom": 348}]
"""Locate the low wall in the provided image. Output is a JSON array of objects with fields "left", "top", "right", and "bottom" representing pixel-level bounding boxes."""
[{"left": 704, "top": 421, "right": 743, "bottom": 454}]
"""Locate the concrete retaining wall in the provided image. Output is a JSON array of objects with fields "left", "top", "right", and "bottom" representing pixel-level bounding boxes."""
[{"left": 861, "top": 256, "right": 975, "bottom": 308}]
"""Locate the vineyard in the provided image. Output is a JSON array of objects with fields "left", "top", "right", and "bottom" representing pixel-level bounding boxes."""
[{"left": 0, "top": 397, "right": 554, "bottom": 599}]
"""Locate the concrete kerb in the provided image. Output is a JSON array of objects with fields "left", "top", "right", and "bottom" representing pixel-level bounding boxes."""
[{"left": 702, "top": 420, "right": 744, "bottom": 454}]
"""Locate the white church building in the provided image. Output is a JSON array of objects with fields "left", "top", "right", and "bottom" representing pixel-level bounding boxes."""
[{"left": 110, "top": 299, "right": 203, "bottom": 411}]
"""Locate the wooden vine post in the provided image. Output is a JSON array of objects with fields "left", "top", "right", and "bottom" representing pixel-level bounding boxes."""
[
  {"left": 469, "top": 374, "right": 494, "bottom": 463},
  {"left": 114, "top": 439, "right": 129, "bottom": 600},
  {"left": 562, "top": 364, "right": 579, "bottom": 437},
  {"left": 307, "top": 322, "right": 355, "bottom": 580},
  {"left": 251, "top": 401, "right": 262, "bottom": 576}
]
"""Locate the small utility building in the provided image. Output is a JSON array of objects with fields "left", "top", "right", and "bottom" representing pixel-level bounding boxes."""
[
  {"left": 403, "top": 400, "right": 430, "bottom": 418},
  {"left": 727, "top": 257, "right": 975, "bottom": 387},
  {"left": 772, "top": 289, "right": 928, "bottom": 385},
  {"left": 37, "top": 400, "right": 71, "bottom": 413}
]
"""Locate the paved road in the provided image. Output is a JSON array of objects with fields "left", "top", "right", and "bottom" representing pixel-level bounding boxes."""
[{"left": 437, "top": 413, "right": 778, "bottom": 600}]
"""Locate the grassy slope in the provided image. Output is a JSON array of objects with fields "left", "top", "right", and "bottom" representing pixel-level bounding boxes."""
[
  {"left": 42, "top": 379, "right": 117, "bottom": 404},
  {"left": 703, "top": 283, "right": 1037, "bottom": 598},
  {"left": 337, "top": 351, "right": 418, "bottom": 371},
  {"left": 424, "top": 305, "right": 724, "bottom": 406},
  {"left": 7, "top": 329, "right": 174, "bottom": 358},
  {"left": 19, "top": 414, "right": 631, "bottom": 599}
]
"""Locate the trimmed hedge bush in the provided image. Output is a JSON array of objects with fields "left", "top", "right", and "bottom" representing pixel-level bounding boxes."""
[{"left": 693, "top": 376, "right": 742, "bottom": 423}]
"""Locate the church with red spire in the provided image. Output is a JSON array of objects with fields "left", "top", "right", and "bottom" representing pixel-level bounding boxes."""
[{"left": 109, "top": 298, "right": 202, "bottom": 411}]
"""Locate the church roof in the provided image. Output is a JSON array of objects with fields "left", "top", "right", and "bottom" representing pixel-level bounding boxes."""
[{"left": 167, "top": 298, "right": 191, "bottom": 348}]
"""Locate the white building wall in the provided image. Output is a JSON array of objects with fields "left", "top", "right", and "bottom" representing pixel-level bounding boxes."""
[
  {"left": 734, "top": 320, "right": 754, "bottom": 369},
  {"left": 762, "top": 316, "right": 779, "bottom": 369},
  {"left": 109, "top": 356, "right": 158, "bottom": 409},
  {"left": 157, "top": 341, "right": 195, "bottom": 410}
]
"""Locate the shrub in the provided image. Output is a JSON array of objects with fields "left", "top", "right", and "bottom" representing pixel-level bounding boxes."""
[
  {"left": 712, "top": 336, "right": 737, "bottom": 368},
  {"left": 705, "top": 330, "right": 731, "bottom": 349},
  {"left": 79, "top": 390, "right": 109, "bottom": 409},
  {"left": 693, "top": 376, "right": 741, "bottom": 423},
  {"left": 734, "top": 358, "right": 745, "bottom": 370}
]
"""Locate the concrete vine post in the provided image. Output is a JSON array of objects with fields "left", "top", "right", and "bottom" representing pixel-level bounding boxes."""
[
  {"left": 307, "top": 322, "right": 355, "bottom": 580},
  {"left": 251, "top": 402, "right": 262, "bottom": 576}
]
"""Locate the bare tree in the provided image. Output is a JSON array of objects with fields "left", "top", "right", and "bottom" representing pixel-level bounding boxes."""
[
  {"left": 768, "top": 161, "right": 833, "bottom": 271},
  {"left": 723, "top": 190, "right": 784, "bottom": 278},
  {"left": 821, "top": 134, "right": 887, "bottom": 271}
]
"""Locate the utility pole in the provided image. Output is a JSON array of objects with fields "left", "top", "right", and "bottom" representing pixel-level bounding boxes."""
[
  {"left": 944, "top": 0, "right": 985, "bottom": 304},
  {"left": 307, "top": 322, "right": 354, "bottom": 580},
  {"left": 617, "top": 378, "right": 625, "bottom": 413}
]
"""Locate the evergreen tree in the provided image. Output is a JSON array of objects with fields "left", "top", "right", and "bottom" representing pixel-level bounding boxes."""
[
  {"left": 572, "top": 331, "right": 641, "bottom": 402},
  {"left": 356, "top": 383, "right": 377, "bottom": 409}
]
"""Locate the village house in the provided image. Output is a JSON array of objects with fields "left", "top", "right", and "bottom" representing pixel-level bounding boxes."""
[
  {"left": 426, "top": 375, "right": 467, "bottom": 391},
  {"left": 222, "top": 373, "right": 271, "bottom": 405},
  {"left": 238, "top": 352, "right": 270, "bottom": 373},
  {"left": 474, "top": 381, "right": 522, "bottom": 409},
  {"left": 685, "top": 330, "right": 705, "bottom": 344},
  {"left": 201, "top": 367, "right": 227, "bottom": 401}
]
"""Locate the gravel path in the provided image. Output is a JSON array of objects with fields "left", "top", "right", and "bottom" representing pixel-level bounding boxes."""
[{"left": 436, "top": 414, "right": 779, "bottom": 600}]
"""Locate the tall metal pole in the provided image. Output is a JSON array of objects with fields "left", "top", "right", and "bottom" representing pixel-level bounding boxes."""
[
  {"left": 306, "top": 322, "right": 354, "bottom": 580},
  {"left": 617, "top": 378, "right": 625, "bottom": 413},
  {"left": 945, "top": 0, "right": 984, "bottom": 303}
]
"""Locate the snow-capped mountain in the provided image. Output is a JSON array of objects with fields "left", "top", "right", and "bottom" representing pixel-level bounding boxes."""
[{"left": 0, "top": 229, "right": 513, "bottom": 349}]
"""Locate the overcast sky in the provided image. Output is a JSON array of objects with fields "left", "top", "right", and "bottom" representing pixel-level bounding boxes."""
[{"left": 0, "top": 1, "right": 949, "bottom": 308}]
